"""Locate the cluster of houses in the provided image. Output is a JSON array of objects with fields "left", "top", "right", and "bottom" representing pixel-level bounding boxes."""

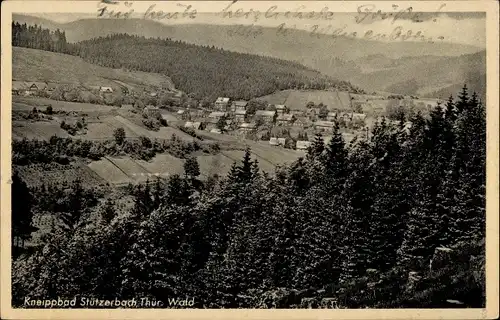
[
  {"left": 13, "top": 80, "right": 184, "bottom": 105},
  {"left": 12, "top": 81, "right": 57, "bottom": 96},
  {"left": 184, "top": 97, "right": 298, "bottom": 134},
  {"left": 172, "top": 96, "right": 369, "bottom": 150},
  {"left": 12, "top": 81, "right": 120, "bottom": 97}
]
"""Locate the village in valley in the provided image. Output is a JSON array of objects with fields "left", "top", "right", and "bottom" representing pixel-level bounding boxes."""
[
  {"left": 12, "top": 78, "right": 430, "bottom": 155},
  {"left": 8, "top": 7, "right": 488, "bottom": 310}
]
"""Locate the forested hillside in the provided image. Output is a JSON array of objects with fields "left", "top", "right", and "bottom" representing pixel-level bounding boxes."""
[
  {"left": 12, "top": 15, "right": 485, "bottom": 97},
  {"left": 12, "top": 22, "right": 361, "bottom": 101},
  {"left": 12, "top": 86, "right": 486, "bottom": 308}
]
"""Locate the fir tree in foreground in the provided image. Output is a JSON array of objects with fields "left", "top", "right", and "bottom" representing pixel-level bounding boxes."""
[{"left": 11, "top": 87, "right": 486, "bottom": 308}]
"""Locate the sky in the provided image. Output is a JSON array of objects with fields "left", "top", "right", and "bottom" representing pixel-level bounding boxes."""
[{"left": 25, "top": 2, "right": 486, "bottom": 48}]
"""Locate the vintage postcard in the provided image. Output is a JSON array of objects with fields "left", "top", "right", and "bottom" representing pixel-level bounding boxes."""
[{"left": 1, "top": 0, "right": 498, "bottom": 319}]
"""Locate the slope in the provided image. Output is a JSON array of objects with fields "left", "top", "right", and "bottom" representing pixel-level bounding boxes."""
[{"left": 13, "top": 47, "right": 175, "bottom": 92}]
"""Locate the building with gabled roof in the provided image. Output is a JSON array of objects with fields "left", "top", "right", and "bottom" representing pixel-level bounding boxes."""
[
  {"left": 239, "top": 122, "right": 257, "bottom": 133},
  {"left": 326, "top": 112, "right": 338, "bottom": 122},
  {"left": 275, "top": 104, "right": 289, "bottom": 115},
  {"left": 12, "top": 81, "right": 28, "bottom": 95},
  {"left": 209, "top": 111, "right": 227, "bottom": 120},
  {"left": 144, "top": 105, "right": 161, "bottom": 118},
  {"left": 185, "top": 121, "right": 204, "bottom": 130},
  {"left": 314, "top": 120, "right": 336, "bottom": 133},
  {"left": 28, "top": 81, "right": 48, "bottom": 91},
  {"left": 351, "top": 113, "right": 367, "bottom": 121},
  {"left": 269, "top": 137, "right": 279, "bottom": 146},
  {"left": 255, "top": 110, "right": 277, "bottom": 124},
  {"left": 215, "top": 97, "right": 230, "bottom": 111},
  {"left": 234, "top": 109, "right": 247, "bottom": 122},
  {"left": 276, "top": 113, "right": 296, "bottom": 125},
  {"left": 296, "top": 140, "right": 312, "bottom": 151},
  {"left": 231, "top": 100, "right": 248, "bottom": 112},
  {"left": 100, "top": 86, "right": 114, "bottom": 93}
]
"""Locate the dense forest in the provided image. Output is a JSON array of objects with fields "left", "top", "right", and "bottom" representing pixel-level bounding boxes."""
[
  {"left": 12, "top": 22, "right": 70, "bottom": 53},
  {"left": 12, "top": 22, "right": 363, "bottom": 101},
  {"left": 12, "top": 87, "right": 485, "bottom": 308}
]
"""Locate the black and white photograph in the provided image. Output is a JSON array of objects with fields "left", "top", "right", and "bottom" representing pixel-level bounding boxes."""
[{"left": 1, "top": 0, "right": 498, "bottom": 318}]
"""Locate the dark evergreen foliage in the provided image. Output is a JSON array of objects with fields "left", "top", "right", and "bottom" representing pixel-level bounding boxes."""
[{"left": 11, "top": 77, "right": 485, "bottom": 308}]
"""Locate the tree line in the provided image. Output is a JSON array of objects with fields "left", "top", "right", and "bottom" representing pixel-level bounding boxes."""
[
  {"left": 12, "top": 132, "right": 218, "bottom": 165},
  {"left": 12, "top": 22, "right": 73, "bottom": 54},
  {"left": 11, "top": 90, "right": 485, "bottom": 306}
]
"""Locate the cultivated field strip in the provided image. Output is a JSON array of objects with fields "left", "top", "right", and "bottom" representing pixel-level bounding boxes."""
[
  {"left": 17, "top": 163, "right": 107, "bottom": 188},
  {"left": 113, "top": 115, "right": 155, "bottom": 138},
  {"left": 135, "top": 154, "right": 185, "bottom": 178},
  {"left": 87, "top": 157, "right": 134, "bottom": 185},
  {"left": 106, "top": 157, "right": 153, "bottom": 183},
  {"left": 13, "top": 96, "right": 117, "bottom": 113},
  {"left": 12, "top": 121, "right": 72, "bottom": 140}
]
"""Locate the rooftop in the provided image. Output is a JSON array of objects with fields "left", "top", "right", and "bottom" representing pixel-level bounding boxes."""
[
  {"left": 296, "top": 140, "right": 312, "bottom": 149},
  {"left": 209, "top": 111, "right": 227, "bottom": 117},
  {"left": 239, "top": 122, "right": 256, "bottom": 129},
  {"left": 314, "top": 120, "right": 336, "bottom": 127},
  {"left": 232, "top": 100, "right": 248, "bottom": 107},
  {"left": 277, "top": 114, "right": 295, "bottom": 121},
  {"left": 255, "top": 110, "right": 276, "bottom": 117},
  {"left": 216, "top": 97, "right": 230, "bottom": 103}
]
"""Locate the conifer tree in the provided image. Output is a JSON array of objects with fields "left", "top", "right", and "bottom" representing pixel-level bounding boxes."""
[
  {"left": 450, "top": 90, "right": 486, "bottom": 242},
  {"left": 60, "top": 178, "right": 84, "bottom": 232},
  {"left": 456, "top": 84, "right": 469, "bottom": 114},
  {"left": 11, "top": 172, "right": 37, "bottom": 252},
  {"left": 307, "top": 133, "right": 325, "bottom": 160},
  {"left": 237, "top": 148, "right": 254, "bottom": 182},
  {"left": 324, "top": 122, "right": 348, "bottom": 177},
  {"left": 184, "top": 156, "right": 200, "bottom": 180},
  {"left": 101, "top": 198, "right": 116, "bottom": 224}
]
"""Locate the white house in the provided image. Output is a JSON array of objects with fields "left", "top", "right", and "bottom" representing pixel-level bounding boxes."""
[
  {"left": 296, "top": 140, "right": 312, "bottom": 150},
  {"left": 215, "top": 97, "right": 230, "bottom": 111},
  {"left": 100, "top": 86, "right": 114, "bottom": 93},
  {"left": 231, "top": 100, "right": 248, "bottom": 112}
]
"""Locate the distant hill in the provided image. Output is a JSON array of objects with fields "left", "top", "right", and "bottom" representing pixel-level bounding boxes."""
[
  {"left": 371, "top": 51, "right": 486, "bottom": 99},
  {"left": 13, "top": 14, "right": 486, "bottom": 98},
  {"left": 13, "top": 14, "right": 482, "bottom": 60},
  {"left": 13, "top": 47, "right": 175, "bottom": 92}
]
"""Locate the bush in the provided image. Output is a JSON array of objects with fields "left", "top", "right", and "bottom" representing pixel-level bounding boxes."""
[{"left": 142, "top": 119, "right": 160, "bottom": 131}]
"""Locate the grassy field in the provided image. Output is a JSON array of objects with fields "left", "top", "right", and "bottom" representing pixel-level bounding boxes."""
[
  {"left": 87, "top": 157, "right": 134, "bottom": 186},
  {"left": 152, "top": 127, "right": 200, "bottom": 142},
  {"left": 13, "top": 96, "right": 117, "bottom": 114},
  {"left": 106, "top": 157, "right": 152, "bottom": 183},
  {"left": 12, "top": 120, "right": 72, "bottom": 140},
  {"left": 13, "top": 47, "right": 175, "bottom": 92},
  {"left": 135, "top": 154, "right": 185, "bottom": 178}
]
